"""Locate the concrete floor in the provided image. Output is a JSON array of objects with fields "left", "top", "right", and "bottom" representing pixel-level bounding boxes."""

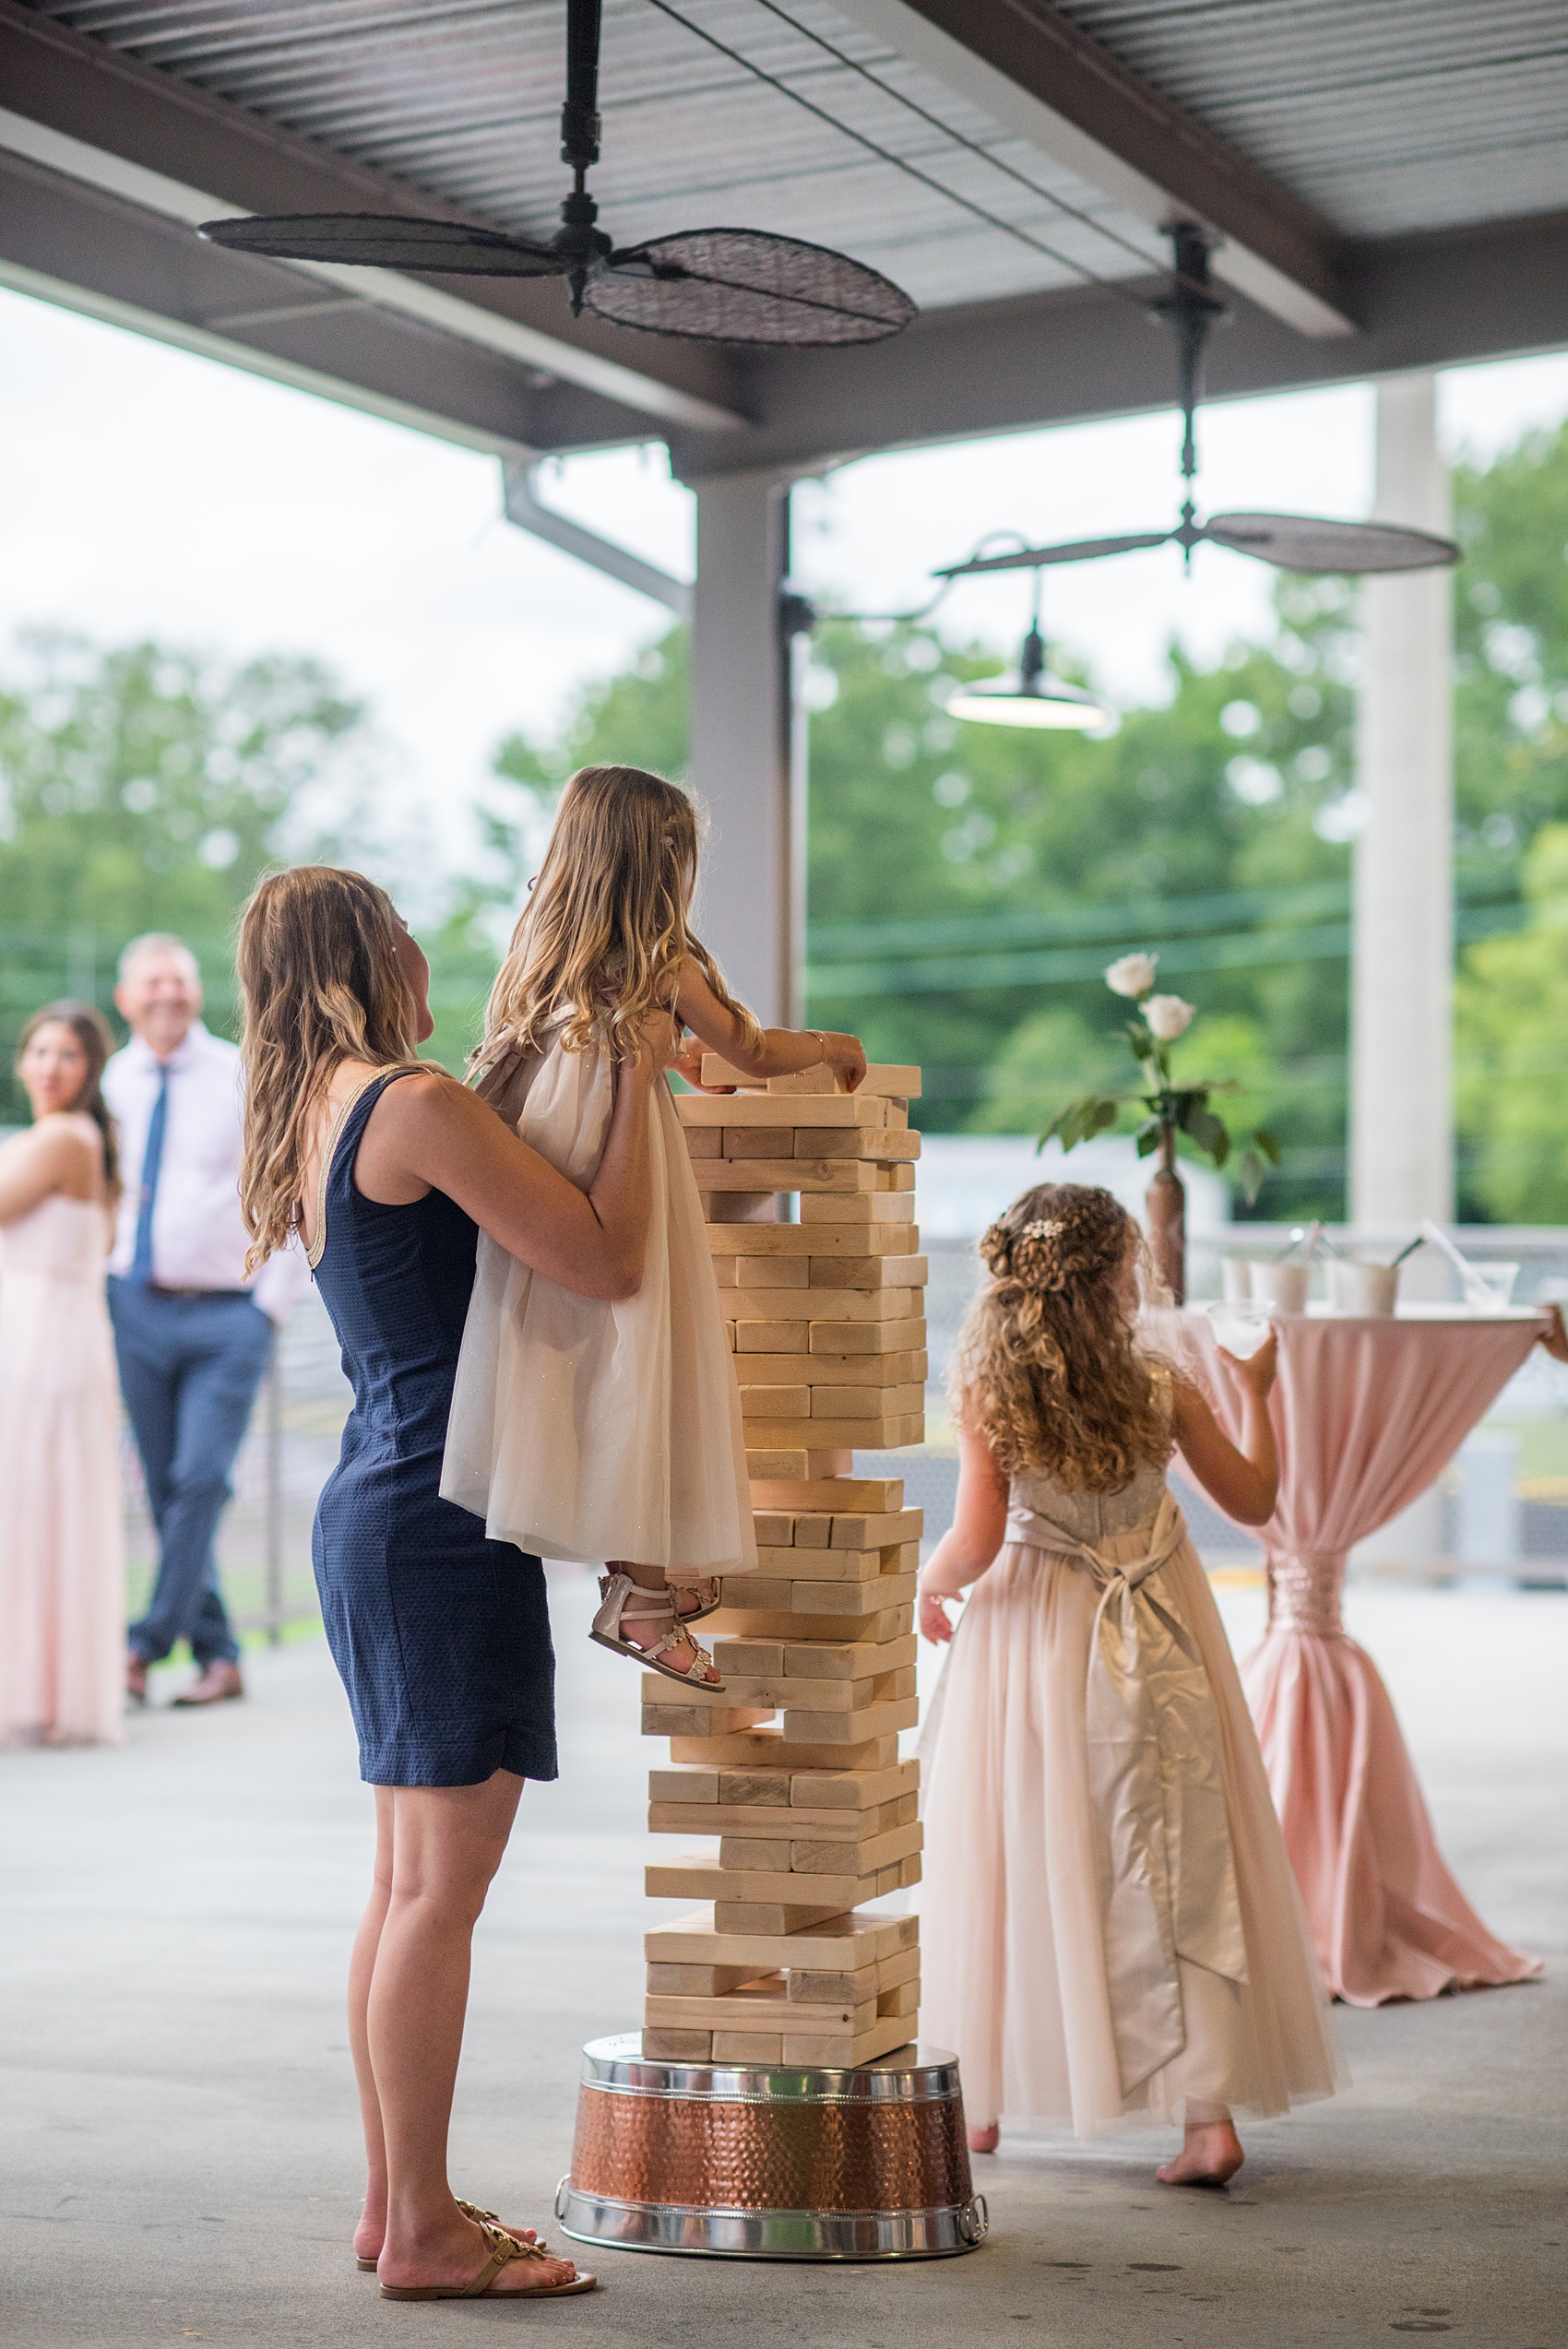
[{"left": 1, "top": 1572, "right": 1562, "bottom": 2349}]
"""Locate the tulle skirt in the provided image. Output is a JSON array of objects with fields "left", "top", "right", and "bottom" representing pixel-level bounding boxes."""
[
  {"left": 921, "top": 1535, "right": 1346, "bottom": 2136},
  {"left": 442, "top": 1038, "right": 755, "bottom": 1575}
]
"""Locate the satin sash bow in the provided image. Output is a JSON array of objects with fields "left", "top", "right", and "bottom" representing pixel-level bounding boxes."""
[{"left": 1005, "top": 1489, "right": 1249, "bottom": 2094}]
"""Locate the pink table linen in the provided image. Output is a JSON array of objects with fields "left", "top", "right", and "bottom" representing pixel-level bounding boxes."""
[{"left": 1179, "top": 1308, "right": 1546, "bottom": 2006}]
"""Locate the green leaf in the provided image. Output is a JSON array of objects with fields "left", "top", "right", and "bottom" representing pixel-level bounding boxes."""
[
  {"left": 1253, "top": 1127, "right": 1283, "bottom": 1165},
  {"left": 1134, "top": 1115, "right": 1163, "bottom": 1158},
  {"left": 1185, "top": 1108, "right": 1230, "bottom": 1162},
  {"left": 1087, "top": 1097, "right": 1120, "bottom": 1138}
]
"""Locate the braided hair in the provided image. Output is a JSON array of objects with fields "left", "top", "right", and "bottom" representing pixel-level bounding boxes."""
[{"left": 950, "top": 1181, "right": 1171, "bottom": 1491}]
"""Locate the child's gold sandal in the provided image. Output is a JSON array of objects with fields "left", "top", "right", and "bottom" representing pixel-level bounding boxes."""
[{"left": 591, "top": 1572, "right": 725, "bottom": 1688}]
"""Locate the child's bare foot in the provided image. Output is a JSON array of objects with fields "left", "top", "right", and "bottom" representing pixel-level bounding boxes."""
[
  {"left": 968, "top": 2122, "right": 999, "bottom": 2153},
  {"left": 1156, "top": 2118, "right": 1244, "bottom": 2188}
]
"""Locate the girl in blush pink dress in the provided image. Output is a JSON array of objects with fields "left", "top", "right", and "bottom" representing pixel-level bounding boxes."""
[
  {"left": 0, "top": 1002, "right": 125, "bottom": 1747},
  {"left": 919, "top": 1183, "right": 1344, "bottom": 2187}
]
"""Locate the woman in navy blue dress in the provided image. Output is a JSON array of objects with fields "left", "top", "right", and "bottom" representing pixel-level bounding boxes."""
[{"left": 236, "top": 865, "right": 663, "bottom": 2301}]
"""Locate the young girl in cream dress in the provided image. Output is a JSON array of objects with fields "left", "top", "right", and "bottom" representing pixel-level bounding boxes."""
[
  {"left": 919, "top": 1182, "right": 1344, "bottom": 2186},
  {"left": 442, "top": 764, "right": 865, "bottom": 1687}
]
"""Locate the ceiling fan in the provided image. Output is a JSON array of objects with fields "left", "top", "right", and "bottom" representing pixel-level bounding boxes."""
[
  {"left": 936, "top": 225, "right": 1461, "bottom": 587},
  {"left": 197, "top": 0, "right": 915, "bottom": 348}
]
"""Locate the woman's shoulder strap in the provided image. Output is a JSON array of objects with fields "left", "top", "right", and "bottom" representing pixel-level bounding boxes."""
[{"left": 308, "top": 1061, "right": 431, "bottom": 1269}]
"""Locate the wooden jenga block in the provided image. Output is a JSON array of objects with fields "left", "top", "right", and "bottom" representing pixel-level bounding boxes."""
[
  {"left": 806, "top": 1252, "right": 927, "bottom": 1288},
  {"left": 642, "top": 2027, "right": 713, "bottom": 2059},
  {"left": 780, "top": 2016, "right": 915, "bottom": 2066},
  {"left": 648, "top": 1990, "right": 870, "bottom": 2033},
  {"left": 676, "top": 1092, "right": 889, "bottom": 1129},
  {"left": 648, "top": 1851, "right": 893, "bottom": 1907},
  {"left": 647, "top": 1963, "right": 777, "bottom": 1995},
  {"left": 734, "top": 1323, "right": 810, "bottom": 1352},
  {"left": 809, "top": 1317, "right": 927, "bottom": 1353},
  {"left": 684, "top": 1125, "right": 722, "bottom": 1157},
  {"left": 669, "top": 1729, "right": 899, "bottom": 1770},
  {"left": 711, "top": 2033, "right": 785, "bottom": 2061},
  {"left": 713, "top": 1901, "right": 848, "bottom": 1935},
  {"left": 647, "top": 1909, "right": 916, "bottom": 1973},
  {"left": 752, "top": 1418, "right": 924, "bottom": 1453},
  {"left": 798, "top": 1192, "right": 918, "bottom": 1226},
  {"left": 783, "top": 1695, "right": 919, "bottom": 1744},
  {"left": 749, "top": 1476, "right": 904, "bottom": 1511},
  {"left": 707, "top": 1223, "right": 918, "bottom": 1258},
  {"left": 641, "top": 1698, "right": 775, "bottom": 1738},
  {"left": 707, "top": 1605, "right": 913, "bottom": 1646},
  {"left": 743, "top": 1449, "right": 854, "bottom": 1481},
  {"left": 739, "top": 1384, "right": 813, "bottom": 1418},
  {"left": 736, "top": 1351, "right": 927, "bottom": 1386},
  {"left": 697, "top": 1159, "right": 880, "bottom": 1192},
  {"left": 791, "top": 1127, "right": 921, "bottom": 1162},
  {"left": 742, "top": 1288, "right": 920, "bottom": 1323},
  {"left": 721, "top": 1127, "right": 795, "bottom": 1157}
]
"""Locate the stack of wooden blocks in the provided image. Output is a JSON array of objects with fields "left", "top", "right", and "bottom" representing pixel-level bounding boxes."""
[{"left": 640, "top": 1058, "right": 927, "bottom": 2067}]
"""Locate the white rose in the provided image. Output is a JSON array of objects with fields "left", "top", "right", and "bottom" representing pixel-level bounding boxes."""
[
  {"left": 1145, "top": 993, "right": 1195, "bottom": 1041},
  {"left": 1105, "top": 951, "right": 1158, "bottom": 999}
]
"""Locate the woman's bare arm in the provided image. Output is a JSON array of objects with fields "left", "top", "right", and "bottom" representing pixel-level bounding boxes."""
[
  {"left": 1171, "top": 1332, "right": 1280, "bottom": 1525},
  {"left": 917, "top": 1421, "right": 1010, "bottom": 1644},
  {"left": 0, "top": 1118, "right": 100, "bottom": 1226},
  {"left": 672, "top": 960, "right": 867, "bottom": 1094},
  {"left": 350, "top": 1042, "right": 663, "bottom": 1302}
]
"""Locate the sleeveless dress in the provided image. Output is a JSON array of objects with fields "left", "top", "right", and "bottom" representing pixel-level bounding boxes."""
[
  {"left": 441, "top": 1030, "right": 754, "bottom": 1576},
  {"left": 921, "top": 1373, "right": 1345, "bottom": 2139},
  {"left": 0, "top": 1192, "right": 125, "bottom": 1746},
  {"left": 309, "top": 1070, "right": 556, "bottom": 1789}
]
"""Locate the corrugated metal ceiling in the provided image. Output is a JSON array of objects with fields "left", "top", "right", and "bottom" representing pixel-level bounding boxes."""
[
  {"left": 1053, "top": 0, "right": 1568, "bottom": 239},
  {"left": 22, "top": 0, "right": 1568, "bottom": 312},
  {"left": 21, "top": 0, "right": 1169, "bottom": 310}
]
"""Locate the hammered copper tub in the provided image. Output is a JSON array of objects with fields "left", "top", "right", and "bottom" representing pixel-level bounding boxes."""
[{"left": 556, "top": 2035, "right": 988, "bottom": 2260}]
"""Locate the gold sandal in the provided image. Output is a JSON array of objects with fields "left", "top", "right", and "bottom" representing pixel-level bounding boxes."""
[
  {"left": 669, "top": 1575, "right": 723, "bottom": 1624},
  {"left": 591, "top": 1572, "right": 724, "bottom": 1688},
  {"left": 379, "top": 2216, "right": 597, "bottom": 2300},
  {"left": 355, "top": 2198, "right": 532, "bottom": 2272}
]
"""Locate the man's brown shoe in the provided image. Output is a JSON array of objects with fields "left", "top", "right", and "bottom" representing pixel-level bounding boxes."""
[
  {"left": 172, "top": 1661, "right": 245, "bottom": 1707},
  {"left": 126, "top": 1652, "right": 148, "bottom": 1705}
]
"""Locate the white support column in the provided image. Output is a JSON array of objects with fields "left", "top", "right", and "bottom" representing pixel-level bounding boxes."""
[
  {"left": 1349, "top": 373, "right": 1455, "bottom": 1226},
  {"left": 688, "top": 472, "right": 796, "bottom": 1026}
]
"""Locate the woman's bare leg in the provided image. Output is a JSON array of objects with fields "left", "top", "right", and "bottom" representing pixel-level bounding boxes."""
[
  {"left": 370, "top": 1770, "right": 580, "bottom": 2294},
  {"left": 1156, "top": 2106, "right": 1244, "bottom": 2188},
  {"left": 349, "top": 1788, "right": 395, "bottom": 2262}
]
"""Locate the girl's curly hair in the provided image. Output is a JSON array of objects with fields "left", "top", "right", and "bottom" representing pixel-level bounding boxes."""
[{"left": 949, "top": 1181, "right": 1171, "bottom": 1491}]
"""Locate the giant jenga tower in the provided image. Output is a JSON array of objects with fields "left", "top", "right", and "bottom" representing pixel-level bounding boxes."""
[{"left": 641, "top": 1059, "right": 926, "bottom": 2066}]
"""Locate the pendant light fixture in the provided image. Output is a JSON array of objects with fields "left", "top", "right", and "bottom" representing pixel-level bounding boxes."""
[{"left": 944, "top": 569, "right": 1111, "bottom": 730}]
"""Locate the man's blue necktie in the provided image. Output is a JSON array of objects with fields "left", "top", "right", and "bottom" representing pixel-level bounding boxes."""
[{"left": 130, "top": 1065, "right": 170, "bottom": 1286}]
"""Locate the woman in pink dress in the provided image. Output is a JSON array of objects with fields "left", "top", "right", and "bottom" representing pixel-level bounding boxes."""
[
  {"left": 0, "top": 1002, "right": 125, "bottom": 1746},
  {"left": 919, "top": 1184, "right": 1344, "bottom": 2186}
]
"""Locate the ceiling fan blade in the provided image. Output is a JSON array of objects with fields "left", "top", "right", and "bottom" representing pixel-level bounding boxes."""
[
  {"left": 588, "top": 230, "right": 914, "bottom": 346},
  {"left": 1201, "top": 511, "right": 1461, "bottom": 575},
  {"left": 935, "top": 531, "right": 1174, "bottom": 579},
  {"left": 198, "top": 214, "right": 563, "bottom": 278}
]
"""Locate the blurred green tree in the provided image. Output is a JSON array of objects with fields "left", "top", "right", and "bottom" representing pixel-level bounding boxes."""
[{"left": 0, "top": 630, "right": 376, "bottom": 1110}]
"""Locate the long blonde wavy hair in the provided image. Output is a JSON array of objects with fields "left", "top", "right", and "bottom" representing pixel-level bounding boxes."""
[
  {"left": 949, "top": 1182, "right": 1172, "bottom": 1491},
  {"left": 475, "top": 765, "right": 760, "bottom": 1075},
  {"left": 237, "top": 865, "right": 422, "bottom": 1265}
]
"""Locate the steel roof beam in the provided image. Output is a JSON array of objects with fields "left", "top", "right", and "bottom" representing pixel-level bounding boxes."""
[
  {"left": 830, "top": 0, "right": 1354, "bottom": 338},
  {"left": 662, "top": 208, "right": 1568, "bottom": 480}
]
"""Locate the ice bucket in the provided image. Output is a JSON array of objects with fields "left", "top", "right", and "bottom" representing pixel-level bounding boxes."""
[{"left": 556, "top": 2035, "right": 987, "bottom": 2260}]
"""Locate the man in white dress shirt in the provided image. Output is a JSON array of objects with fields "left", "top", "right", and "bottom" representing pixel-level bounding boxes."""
[{"left": 104, "top": 934, "right": 308, "bottom": 1706}]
